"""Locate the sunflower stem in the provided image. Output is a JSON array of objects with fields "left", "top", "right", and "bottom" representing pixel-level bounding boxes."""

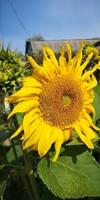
[
  {"left": 22, "top": 149, "right": 40, "bottom": 200},
  {"left": 7, "top": 101, "right": 35, "bottom": 200},
  {"left": 20, "top": 170, "right": 34, "bottom": 200},
  {"left": 7, "top": 94, "right": 40, "bottom": 200},
  {"left": 11, "top": 140, "right": 18, "bottom": 160},
  {"left": 10, "top": 135, "right": 34, "bottom": 200}
]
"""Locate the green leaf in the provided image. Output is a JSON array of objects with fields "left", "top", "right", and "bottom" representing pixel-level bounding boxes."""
[
  {"left": 16, "top": 113, "right": 24, "bottom": 125},
  {"left": 38, "top": 145, "right": 100, "bottom": 199},
  {"left": 0, "top": 126, "right": 10, "bottom": 143},
  {"left": 41, "top": 187, "right": 60, "bottom": 200},
  {"left": 0, "top": 180, "right": 7, "bottom": 197},
  {"left": 0, "top": 145, "right": 8, "bottom": 166},
  {"left": 7, "top": 144, "right": 23, "bottom": 162}
]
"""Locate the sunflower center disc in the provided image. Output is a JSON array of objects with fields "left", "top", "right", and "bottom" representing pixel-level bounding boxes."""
[{"left": 39, "top": 75, "right": 84, "bottom": 129}]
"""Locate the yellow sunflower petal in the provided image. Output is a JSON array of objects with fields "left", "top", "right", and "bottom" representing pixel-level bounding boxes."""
[
  {"left": 38, "top": 123, "right": 53, "bottom": 157},
  {"left": 23, "top": 117, "right": 42, "bottom": 141},
  {"left": 10, "top": 125, "right": 23, "bottom": 139},
  {"left": 43, "top": 46, "right": 60, "bottom": 74},
  {"left": 76, "top": 43, "right": 83, "bottom": 68},
  {"left": 27, "top": 55, "right": 40, "bottom": 69},
  {"left": 71, "top": 56, "right": 77, "bottom": 68},
  {"left": 23, "top": 76, "right": 42, "bottom": 88},
  {"left": 86, "top": 47, "right": 98, "bottom": 57},
  {"left": 79, "top": 119, "right": 97, "bottom": 140},
  {"left": 85, "top": 98, "right": 94, "bottom": 104},
  {"left": 43, "top": 57, "right": 55, "bottom": 77},
  {"left": 52, "top": 129, "right": 64, "bottom": 162},
  {"left": 10, "top": 96, "right": 39, "bottom": 103},
  {"left": 85, "top": 104, "right": 95, "bottom": 118},
  {"left": 95, "top": 55, "right": 100, "bottom": 61},
  {"left": 8, "top": 99, "right": 39, "bottom": 119},
  {"left": 20, "top": 135, "right": 24, "bottom": 140},
  {"left": 66, "top": 42, "right": 72, "bottom": 63},
  {"left": 44, "top": 46, "right": 58, "bottom": 66},
  {"left": 74, "top": 41, "right": 85, "bottom": 73},
  {"left": 74, "top": 123, "right": 94, "bottom": 149},
  {"left": 50, "top": 127, "right": 58, "bottom": 144},
  {"left": 8, "top": 87, "right": 41, "bottom": 103},
  {"left": 84, "top": 75, "right": 97, "bottom": 90},
  {"left": 23, "top": 120, "right": 44, "bottom": 150},
  {"left": 59, "top": 48, "right": 67, "bottom": 73},
  {"left": 76, "top": 52, "right": 93, "bottom": 75},
  {"left": 83, "top": 111, "right": 100, "bottom": 131},
  {"left": 23, "top": 108, "right": 40, "bottom": 136},
  {"left": 32, "top": 143, "right": 37, "bottom": 151},
  {"left": 63, "top": 129, "right": 71, "bottom": 142},
  {"left": 27, "top": 55, "right": 49, "bottom": 81},
  {"left": 82, "top": 62, "right": 100, "bottom": 80}
]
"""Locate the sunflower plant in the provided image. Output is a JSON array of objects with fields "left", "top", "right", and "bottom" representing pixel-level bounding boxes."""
[
  {"left": 0, "top": 47, "right": 30, "bottom": 199},
  {"left": 8, "top": 41, "right": 100, "bottom": 199},
  {"left": 0, "top": 46, "right": 27, "bottom": 144},
  {"left": 0, "top": 46, "right": 27, "bottom": 93}
]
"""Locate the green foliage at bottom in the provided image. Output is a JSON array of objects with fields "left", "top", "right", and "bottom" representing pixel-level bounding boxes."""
[
  {"left": 38, "top": 144, "right": 100, "bottom": 199},
  {"left": 0, "top": 180, "right": 7, "bottom": 198}
]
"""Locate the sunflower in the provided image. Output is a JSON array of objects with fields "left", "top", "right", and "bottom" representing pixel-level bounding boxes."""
[{"left": 8, "top": 42, "right": 100, "bottom": 162}]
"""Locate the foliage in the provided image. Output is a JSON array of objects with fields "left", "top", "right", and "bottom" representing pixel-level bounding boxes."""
[
  {"left": 82, "top": 42, "right": 100, "bottom": 82},
  {"left": 38, "top": 144, "right": 100, "bottom": 199},
  {"left": 82, "top": 43, "right": 97, "bottom": 69},
  {"left": 0, "top": 45, "right": 32, "bottom": 199},
  {"left": 29, "top": 34, "right": 45, "bottom": 41},
  {"left": 0, "top": 47, "right": 27, "bottom": 92}
]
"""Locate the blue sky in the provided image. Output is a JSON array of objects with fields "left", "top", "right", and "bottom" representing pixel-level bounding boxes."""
[{"left": 1, "top": 0, "right": 100, "bottom": 53}]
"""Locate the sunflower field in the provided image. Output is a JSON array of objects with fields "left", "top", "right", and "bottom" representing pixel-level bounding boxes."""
[{"left": 0, "top": 41, "right": 100, "bottom": 200}]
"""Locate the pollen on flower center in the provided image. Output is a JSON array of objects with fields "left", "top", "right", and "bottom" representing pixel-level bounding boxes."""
[
  {"left": 62, "top": 94, "right": 71, "bottom": 107},
  {"left": 39, "top": 75, "right": 84, "bottom": 129}
]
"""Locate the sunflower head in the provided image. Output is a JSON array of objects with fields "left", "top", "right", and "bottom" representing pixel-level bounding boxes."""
[{"left": 8, "top": 41, "right": 100, "bottom": 162}]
